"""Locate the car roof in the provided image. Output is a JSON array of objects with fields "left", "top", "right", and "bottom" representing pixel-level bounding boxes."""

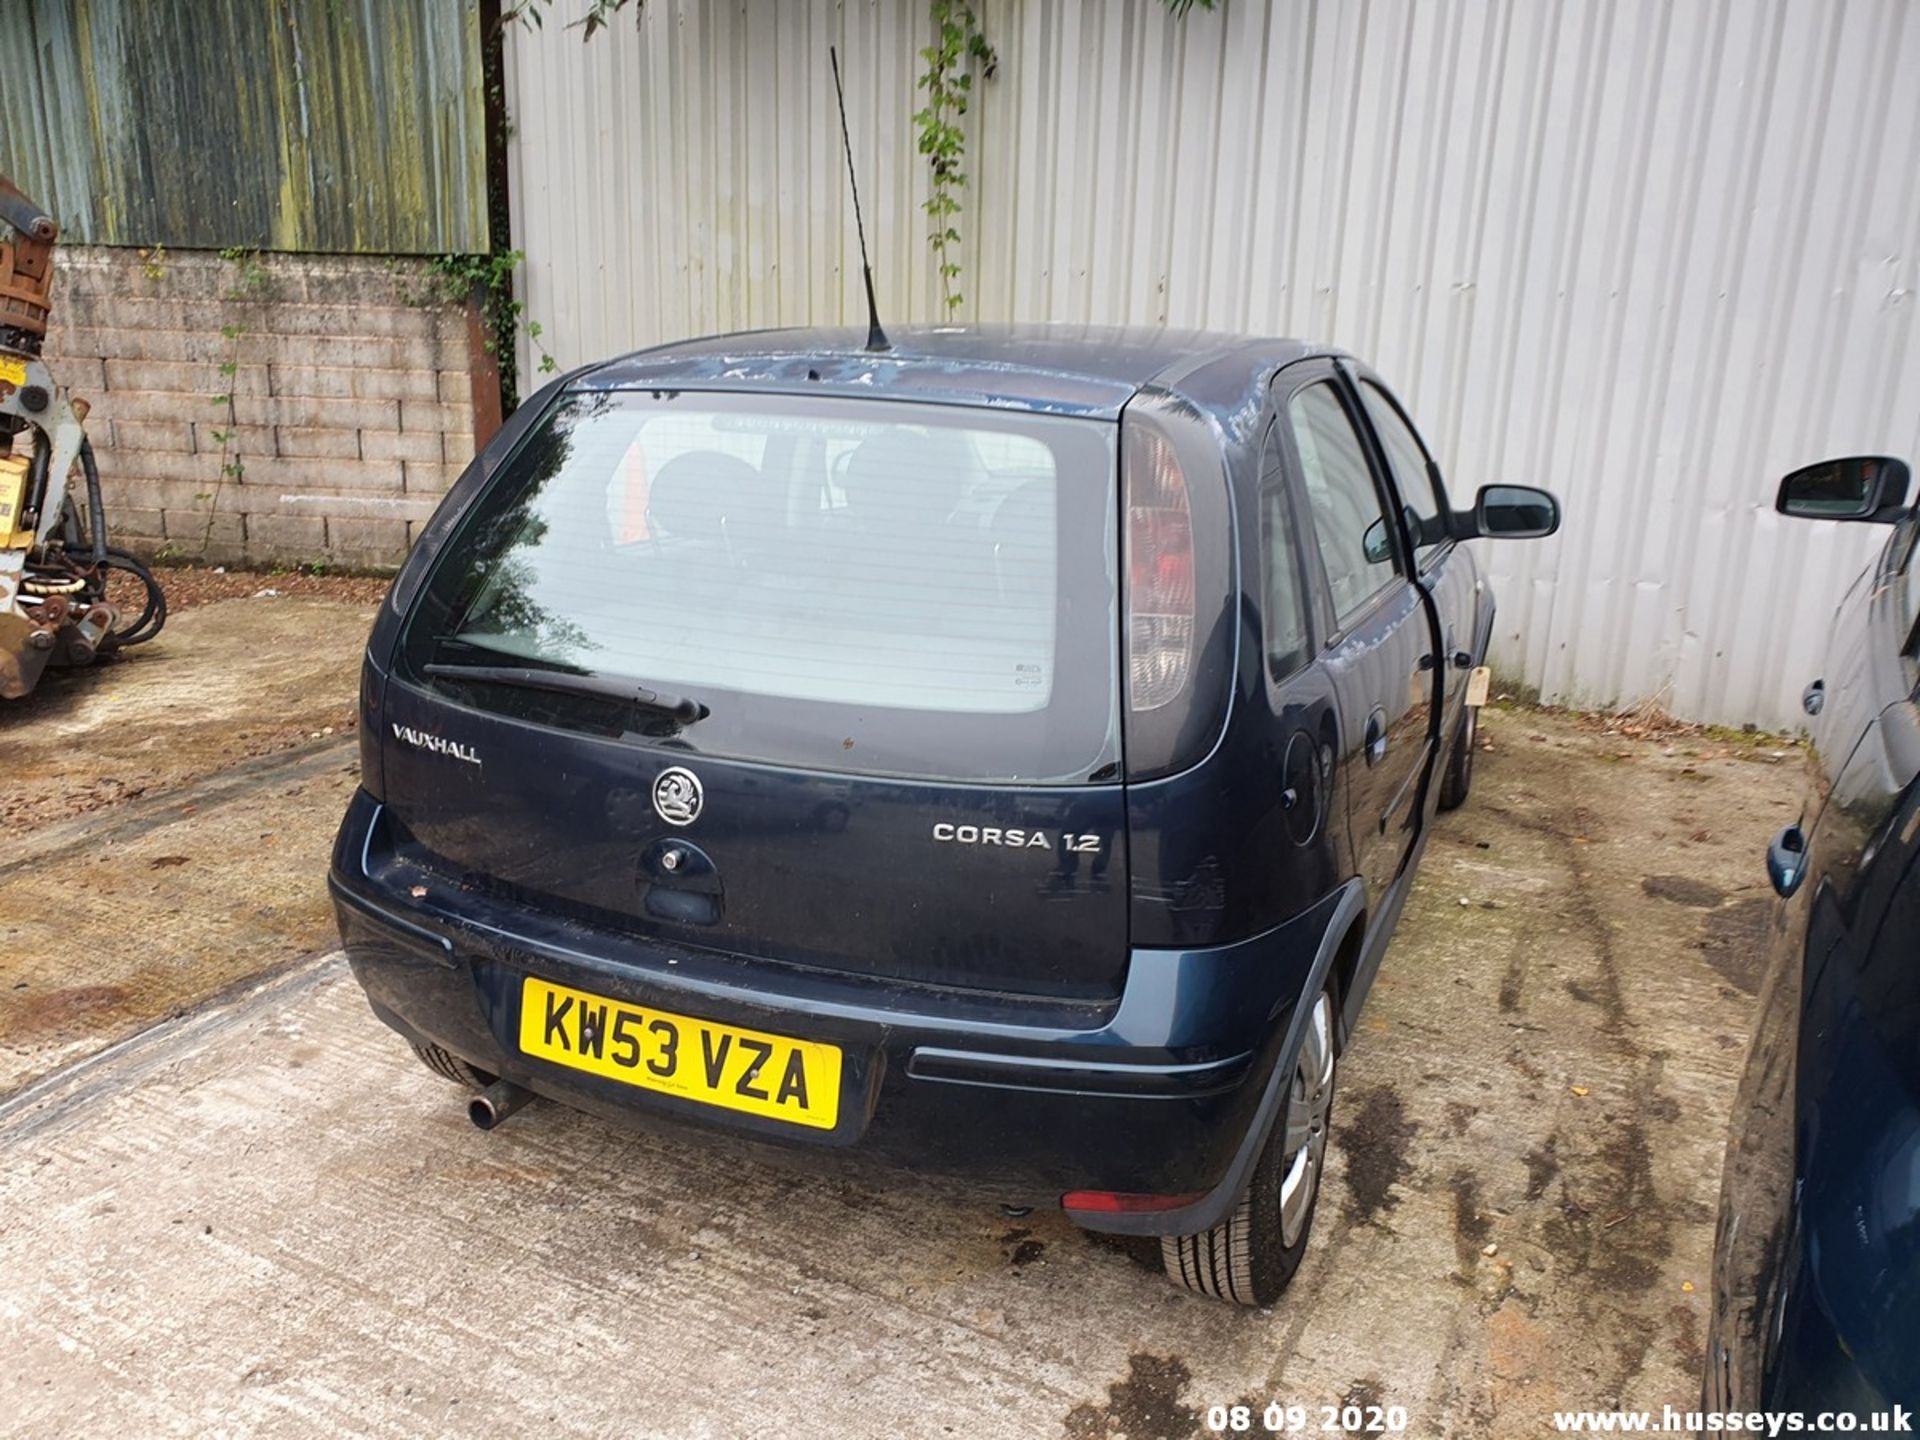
[{"left": 575, "top": 323, "right": 1331, "bottom": 419}]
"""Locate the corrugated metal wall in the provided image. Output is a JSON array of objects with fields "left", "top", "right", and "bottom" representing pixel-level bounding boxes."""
[
  {"left": 504, "top": 0, "right": 1920, "bottom": 731},
  {"left": 0, "top": 0, "right": 487, "bottom": 253}
]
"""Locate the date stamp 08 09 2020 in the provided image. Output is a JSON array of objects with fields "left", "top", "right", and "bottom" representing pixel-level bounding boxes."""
[{"left": 1205, "top": 1401, "right": 1410, "bottom": 1434}]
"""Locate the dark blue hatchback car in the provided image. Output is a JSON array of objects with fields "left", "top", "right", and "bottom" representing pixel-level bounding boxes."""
[
  {"left": 1707, "top": 455, "right": 1920, "bottom": 1418},
  {"left": 329, "top": 325, "right": 1558, "bottom": 1305}
]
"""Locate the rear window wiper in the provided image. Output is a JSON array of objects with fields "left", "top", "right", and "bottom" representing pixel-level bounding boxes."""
[{"left": 423, "top": 663, "right": 710, "bottom": 724}]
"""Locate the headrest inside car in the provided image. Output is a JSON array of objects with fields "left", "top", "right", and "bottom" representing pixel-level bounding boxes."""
[{"left": 646, "top": 451, "right": 765, "bottom": 542}]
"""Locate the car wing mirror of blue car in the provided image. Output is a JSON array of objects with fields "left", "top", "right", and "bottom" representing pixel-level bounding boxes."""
[
  {"left": 1767, "top": 824, "right": 1808, "bottom": 898},
  {"left": 1448, "top": 484, "right": 1562, "bottom": 541},
  {"left": 1776, "top": 454, "right": 1911, "bottom": 523},
  {"left": 1361, "top": 505, "right": 1425, "bottom": 565}
]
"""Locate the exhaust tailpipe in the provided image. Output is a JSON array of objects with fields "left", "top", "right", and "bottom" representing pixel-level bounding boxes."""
[{"left": 468, "top": 1078, "right": 533, "bottom": 1131}]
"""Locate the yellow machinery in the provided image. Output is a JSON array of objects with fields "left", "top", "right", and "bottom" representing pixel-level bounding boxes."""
[
  {"left": 0, "top": 452, "right": 34, "bottom": 549},
  {"left": 0, "top": 173, "right": 164, "bottom": 699}
]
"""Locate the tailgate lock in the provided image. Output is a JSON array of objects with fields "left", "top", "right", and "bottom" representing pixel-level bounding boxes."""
[{"left": 641, "top": 838, "right": 723, "bottom": 925}]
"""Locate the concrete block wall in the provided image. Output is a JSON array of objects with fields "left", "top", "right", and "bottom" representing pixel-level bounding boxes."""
[{"left": 38, "top": 247, "right": 482, "bottom": 570}]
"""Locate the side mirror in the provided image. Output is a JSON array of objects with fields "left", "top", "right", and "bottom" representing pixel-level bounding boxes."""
[
  {"left": 1775, "top": 456, "right": 1910, "bottom": 523},
  {"left": 1362, "top": 505, "right": 1430, "bottom": 564},
  {"left": 1454, "top": 484, "right": 1560, "bottom": 540},
  {"left": 1362, "top": 516, "right": 1391, "bottom": 565}
]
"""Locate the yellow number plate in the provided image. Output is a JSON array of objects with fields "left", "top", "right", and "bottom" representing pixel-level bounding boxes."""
[
  {"left": 518, "top": 976, "right": 843, "bottom": 1130},
  {"left": 0, "top": 355, "right": 25, "bottom": 387}
]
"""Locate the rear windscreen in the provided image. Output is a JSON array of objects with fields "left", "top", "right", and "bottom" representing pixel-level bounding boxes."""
[{"left": 397, "top": 389, "right": 1121, "bottom": 783}]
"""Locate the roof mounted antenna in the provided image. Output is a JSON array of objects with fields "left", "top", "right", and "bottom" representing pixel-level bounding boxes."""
[{"left": 829, "top": 45, "right": 891, "bottom": 354}]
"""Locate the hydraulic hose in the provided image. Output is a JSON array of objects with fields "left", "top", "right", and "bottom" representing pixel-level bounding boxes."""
[
  {"left": 100, "top": 550, "right": 165, "bottom": 647},
  {"left": 24, "top": 436, "right": 47, "bottom": 521},
  {"left": 79, "top": 435, "right": 106, "bottom": 562}
]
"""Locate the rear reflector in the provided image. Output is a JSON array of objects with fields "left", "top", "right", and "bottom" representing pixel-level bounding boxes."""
[
  {"left": 1061, "top": 1189, "right": 1206, "bottom": 1214},
  {"left": 1123, "top": 417, "right": 1195, "bottom": 711}
]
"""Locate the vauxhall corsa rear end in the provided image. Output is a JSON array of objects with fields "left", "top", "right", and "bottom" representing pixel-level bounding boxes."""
[{"left": 329, "top": 325, "right": 1552, "bottom": 1304}]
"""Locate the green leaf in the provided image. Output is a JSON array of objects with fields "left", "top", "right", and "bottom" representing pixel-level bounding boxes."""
[{"left": 917, "top": 0, "right": 994, "bottom": 329}]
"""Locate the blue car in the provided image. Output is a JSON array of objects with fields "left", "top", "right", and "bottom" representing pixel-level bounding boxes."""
[
  {"left": 328, "top": 325, "right": 1557, "bottom": 1305},
  {"left": 1707, "top": 456, "right": 1920, "bottom": 1417}
]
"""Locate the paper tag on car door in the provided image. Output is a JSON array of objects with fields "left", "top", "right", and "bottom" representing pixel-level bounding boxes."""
[{"left": 1465, "top": 665, "right": 1492, "bottom": 707}]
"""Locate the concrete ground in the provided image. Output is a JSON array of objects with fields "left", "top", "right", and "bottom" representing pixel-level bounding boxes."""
[
  {"left": 0, "top": 589, "right": 373, "bottom": 1092},
  {"left": 0, "top": 598, "right": 1800, "bottom": 1438}
]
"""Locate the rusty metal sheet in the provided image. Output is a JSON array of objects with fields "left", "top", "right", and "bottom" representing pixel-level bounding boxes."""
[{"left": 0, "top": 0, "right": 487, "bottom": 254}]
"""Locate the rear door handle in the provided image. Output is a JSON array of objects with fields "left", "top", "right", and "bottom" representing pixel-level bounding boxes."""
[
  {"left": 1767, "top": 825, "right": 1807, "bottom": 898},
  {"left": 1364, "top": 709, "right": 1388, "bottom": 766}
]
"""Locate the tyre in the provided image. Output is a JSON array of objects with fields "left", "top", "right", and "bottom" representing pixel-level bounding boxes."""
[
  {"left": 409, "top": 1041, "right": 495, "bottom": 1091},
  {"left": 1162, "top": 981, "right": 1337, "bottom": 1306},
  {"left": 1437, "top": 701, "right": 1478, "bottom": 812}
]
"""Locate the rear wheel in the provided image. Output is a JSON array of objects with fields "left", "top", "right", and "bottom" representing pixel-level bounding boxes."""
[
  {"left": 409, "top": 1041, "right": 495, "bottom": 1091},
  {"left": 1161, "top": 982, "right": 1337, "bottom": 1306},
  {"left": 1437, "top": 702, "right": 1478, "bottom": 811}
]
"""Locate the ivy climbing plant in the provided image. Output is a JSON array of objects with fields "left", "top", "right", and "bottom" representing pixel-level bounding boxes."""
[
  {"left": 503, "top": 0, "right": 1219, "bottom": 325},
  {"left": 197, "top": 247, "right": 272, "bottom": 558},
  {"left": 913, "top": 2, "right": 996, "bottom": 315},
  {"left": 499, "top": 0, "right": 640, "bottom": 42},
  {"left": 427, "top": 249, "right": 555, "bottom": 413}
]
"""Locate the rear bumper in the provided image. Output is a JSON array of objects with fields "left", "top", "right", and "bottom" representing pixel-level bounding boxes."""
[{"left": 330, "top": 789, "right": 1335, "bottom": 1232}]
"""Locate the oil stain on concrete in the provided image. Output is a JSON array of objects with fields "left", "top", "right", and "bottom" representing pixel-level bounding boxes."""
[{"left": 1063, "top": 1353, "right": 1199, "bottom": 1440}]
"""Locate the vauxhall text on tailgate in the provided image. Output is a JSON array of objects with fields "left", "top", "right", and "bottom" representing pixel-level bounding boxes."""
[{"left": 329, "top": 325, "right": 1558, "bottom": 1307}]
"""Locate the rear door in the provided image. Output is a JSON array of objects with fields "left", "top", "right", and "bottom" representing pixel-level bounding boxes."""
[
  {"left": 1273, "top": 365, "right": 1439, "bottom": 910},
  {"left": 380, "top": 388, "right": 1130, "bottom": 1002}
]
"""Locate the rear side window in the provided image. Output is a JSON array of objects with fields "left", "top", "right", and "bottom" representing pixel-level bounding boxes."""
[
  {"left": 1289, "top": 383, "right": 1398, "bottom": 626},
  {"left": 1259, "top": 425, "right": 1311, "bottom": 681},
  {"left": 398, "top": 390, "right": 1120, "bottom": 785},
  {"left": 1358, "top": 381, "right": 1448, "bottom": 567}
]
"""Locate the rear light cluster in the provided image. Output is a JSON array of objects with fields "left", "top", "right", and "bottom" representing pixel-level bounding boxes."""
[{"left": 1123, "top": 417, "right": 1196, "bottom": 711}]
